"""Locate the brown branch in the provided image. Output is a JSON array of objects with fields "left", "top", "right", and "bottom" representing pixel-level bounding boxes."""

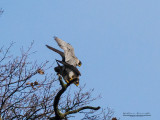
[
  {"left": 64, "top": 106, "right": 100, "bottom": 116},
  {"left": 0, "top": 42, "right": 13, "bottom": 63},
  {"left": 51, "top": 75, "right": 78, "bottom": 120},
  {"left": 51, "top": 75, "right": 101, "bottom": 120},
  {"left": 52, "top": 76, "right": 67, "bottom": 120}
]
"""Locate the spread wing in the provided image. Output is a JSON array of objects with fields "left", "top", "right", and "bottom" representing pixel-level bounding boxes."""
[
  {"left": 54, "top": 37, "right": 77, "bottom": 66},
  {"left": 46, "top": 45, "right": 65, "bottom": 61},
  {"left": 56, "top": 60, "right": 81, "bottom": 76}
]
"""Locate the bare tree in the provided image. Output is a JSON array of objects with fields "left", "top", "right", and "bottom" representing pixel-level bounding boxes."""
[{"left": 0, "top": 43, "right": 116, "bottom": 120}]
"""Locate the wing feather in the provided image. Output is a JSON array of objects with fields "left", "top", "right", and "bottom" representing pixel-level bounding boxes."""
[
  {"left": 54, "top": 37, "right": 77, "bottom": 66},
  {"left": 56, "top": 60, "right": 81, "bottom": 76},
  {"left": 46, "top": 45, "right": 65, "bottom": 61}
]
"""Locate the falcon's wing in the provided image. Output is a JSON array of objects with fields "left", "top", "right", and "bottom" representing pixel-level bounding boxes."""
[
  {"left": 46, "top": 45, "right": 65, "bottom": 61},
  {"left": 56, "top": 60, "right": 81, "bottom": 76},
  {"left": 54, "top": 37, "right": 76, "bottom": 65}
]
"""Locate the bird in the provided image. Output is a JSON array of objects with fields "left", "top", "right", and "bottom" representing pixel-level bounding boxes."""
[
  {"left": 55, "top": 60, "right": 80, "bottom": 86},
  {"left": 46, "top": 36, "right": 82, "bottom": 86},
  {"left": 46, "top": 36, "right": 82, "bottom": 67}
]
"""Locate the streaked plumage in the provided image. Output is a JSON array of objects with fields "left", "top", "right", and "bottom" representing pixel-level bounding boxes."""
[
  {"left": 55, "top": 60, "right": 80, "bottom": 86},
  {"left": 56, "top": 60, "right": 81, "bottom": 76}
]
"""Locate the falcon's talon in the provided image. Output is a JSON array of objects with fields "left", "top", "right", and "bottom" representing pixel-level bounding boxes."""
[
  {"left": 69, "top": 78, "right": 73, "bottom": 80},
  {"left": 66, "top": 80, "right": 69, "bottom": 83}
]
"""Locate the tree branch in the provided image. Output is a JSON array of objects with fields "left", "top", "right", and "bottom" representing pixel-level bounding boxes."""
[
  {"left": 51, "top": 75, "right": 101, "bottom": 120},
  {"left": 64, "top": 106, "right": 100, "bottom": 116},
  {"left": 52, "top": 76, "right": 79, "bottom": 120}
]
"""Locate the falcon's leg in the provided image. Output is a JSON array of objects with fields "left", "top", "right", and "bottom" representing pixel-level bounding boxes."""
[
  {"left": 66, "top": 80, "right": 69, "bottom": 83},
  {"left": 69, "top": 76, "right": 74, "bottom": 81}
]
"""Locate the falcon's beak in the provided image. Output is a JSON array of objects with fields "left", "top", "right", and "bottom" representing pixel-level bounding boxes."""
[
  {"left": 78, "top": 61, "right": 82, "bottom": 67},
  {"left": 75, "top": 82, "right": 79, "bottom": 86},
  {"left": 74, "top": 79, "right": 79, "bottom": 86}
]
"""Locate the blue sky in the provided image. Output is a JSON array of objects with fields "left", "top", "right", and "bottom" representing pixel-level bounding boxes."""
[{"left": 0, "top": 0, "right": 160, "bottom": 119}]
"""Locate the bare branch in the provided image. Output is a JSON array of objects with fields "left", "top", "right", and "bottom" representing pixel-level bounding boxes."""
[
  {"left": 0, "top": 43, "right": 117, "bottom": 120},
  {"left": 51, "top": 75, "right": 101, "bottom": 120},
  {"left": 64, "top": 106, "right": 100, "bottom": 116}
]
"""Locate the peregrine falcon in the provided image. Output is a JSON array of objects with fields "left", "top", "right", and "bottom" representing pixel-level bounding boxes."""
[
  {"left": 46, "top": 37, "right": 82, "bottom": 86},
  {"left": 55, "top": 60, "right": 80, "bottom": 86},
  {"left": 46, "top": 36, "right": 82, "bottom": 67}
]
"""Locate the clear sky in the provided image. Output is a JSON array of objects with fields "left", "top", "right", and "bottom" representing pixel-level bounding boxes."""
[{"left": 0, "top": 0, "right": 160, "bottom": 120}]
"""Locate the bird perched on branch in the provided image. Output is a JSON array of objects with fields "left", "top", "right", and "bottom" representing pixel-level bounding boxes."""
[
  {"left": 55, "top": 60, "right": 80, "bottom": 86},
  {"left": 46, "top": 37, "right": 82, "bottom": 86}
]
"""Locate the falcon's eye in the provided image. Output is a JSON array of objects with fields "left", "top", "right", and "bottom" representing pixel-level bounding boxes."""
[{"left": 78, "top": 61, "right": 82, "bottom": 67}]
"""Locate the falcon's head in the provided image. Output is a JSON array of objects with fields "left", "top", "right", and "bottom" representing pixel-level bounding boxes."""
[
  {"left": 74, "top": 78, "right": 79, "bottom": 86},
  {"left": 78, "top": 60, "right": 82, "bottom": 67}
]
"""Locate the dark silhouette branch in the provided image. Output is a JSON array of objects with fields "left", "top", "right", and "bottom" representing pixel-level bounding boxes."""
[
  {"left": 52, "top": 75, "right": 101, "bottom": 120},
  {"left": 64, "top": 106, "right": 100, "bottom": 116},
  {"left": 52, "top": 75, "right": 74, "bottom": 119}
]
